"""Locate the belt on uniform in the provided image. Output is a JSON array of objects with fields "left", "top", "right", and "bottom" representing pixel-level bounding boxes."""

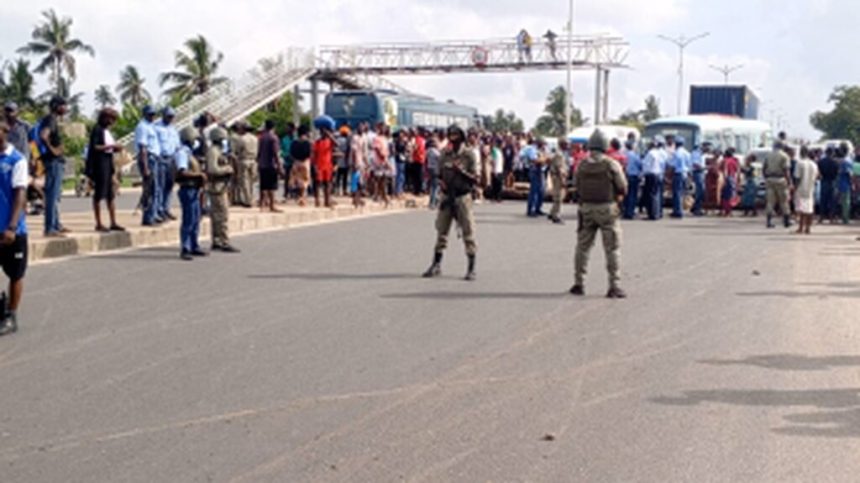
[{"left": 765, "top": 175, "right": 784, "bottom": 179}]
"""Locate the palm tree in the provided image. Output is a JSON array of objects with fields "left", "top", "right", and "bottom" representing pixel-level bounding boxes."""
[
  {"left": 159, "top": 35, "right": 228, "bottom": 102},
  {"left": 117, "top": 65, "right": 150, "bottom": 108},
  {"left": 17, "top": 9, "right": 95, "bottom": 95},
  {"left": 94, "top": 84, "right": 117, "bottom": 109},
  {"left": 4, "top": 59, "right": 36, "bottom": 109}
]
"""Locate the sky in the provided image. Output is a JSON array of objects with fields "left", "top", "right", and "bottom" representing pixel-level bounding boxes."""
[{"left": 0, "top": 0, "right": 852, "bottom": 139}]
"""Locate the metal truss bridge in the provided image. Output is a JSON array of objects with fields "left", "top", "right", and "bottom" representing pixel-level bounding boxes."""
[{"left": 119, "top": 34, "right": 629, "bottom": 150}]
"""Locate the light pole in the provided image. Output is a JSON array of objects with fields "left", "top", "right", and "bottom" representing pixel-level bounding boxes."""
[
  {"left": 709, "top": 64, "right": 744, "bottom": 84},
  {"left": 564, "top": 0, "right": 574, "bottom": 135},
  {"left": 658, "top": 32, "right": 710, "bottom": 115}
]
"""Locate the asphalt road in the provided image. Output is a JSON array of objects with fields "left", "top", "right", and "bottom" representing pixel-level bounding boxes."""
[{"left": 3, "top": 203, "right": 860, "bottom": 482}]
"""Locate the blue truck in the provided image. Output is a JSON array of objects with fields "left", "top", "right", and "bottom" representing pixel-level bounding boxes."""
[{"left": 689, "top": 85, "right": 760, "bottom": 120}]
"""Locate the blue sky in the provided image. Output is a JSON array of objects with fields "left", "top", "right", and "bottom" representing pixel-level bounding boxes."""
[{"left": 0, "top": 0, "right": 848, "bottom": 139}]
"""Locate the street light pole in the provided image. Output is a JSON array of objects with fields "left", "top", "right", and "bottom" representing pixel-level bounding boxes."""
[
  {"left": 564, "top": 0, "right": 574, "bottom": 136},
  {"left": 658, "top": 32, "right": 710, "bottom": 115},
  {"left": 709, "top": 64, "right": 744, "bottom": 84}
]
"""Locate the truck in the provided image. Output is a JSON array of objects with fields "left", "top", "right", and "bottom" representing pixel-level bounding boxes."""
[{"left": 689, "top": 85, "right": 760, "bottom": 120}]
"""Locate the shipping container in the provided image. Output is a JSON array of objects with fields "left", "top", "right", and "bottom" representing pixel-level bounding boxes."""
[{"left": 689, "top": 85, "right": 759, "bottom": 120}]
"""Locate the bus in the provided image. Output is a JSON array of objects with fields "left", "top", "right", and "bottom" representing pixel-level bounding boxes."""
[
  {"left": 568, "top": 125, "right": 640, "bottom": 146},
  {"left": 643, "top": 115, "right": 772, "bottom": 156},
  {"left": 324, "top": 90, "right": 480, "bottom": 130}
]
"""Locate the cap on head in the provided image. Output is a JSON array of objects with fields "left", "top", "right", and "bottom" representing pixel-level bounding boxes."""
[
  {"left": 179, "top": 126, "right": 197, "bottom": 144},
  {"left": 209, "top": 127, "right": 228, "bottom": 142},
  {"left": 162, "top": 107, "right": 176, "bottom": 118},
  {"left": 588, "top": 130, "right": 608, "bottom": 152},
  {"left": 675, "top": 136, "right": 686, "bottom": 146},
  {"left": 447, "top": 124, "right": 465, "bottom": 139},
  {"left": 654, "top": 135, "right": 666, "bottom": 146},
  {"left": 3, "top": 101, "right": 19, "bottom": 113},
  {"left": 142, "top": 105, "right": 156, "bottom": 117}
]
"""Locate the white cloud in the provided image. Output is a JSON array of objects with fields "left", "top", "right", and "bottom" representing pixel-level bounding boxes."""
[{"left": 0, "top": 0, "right": 850, "bottom": 139}]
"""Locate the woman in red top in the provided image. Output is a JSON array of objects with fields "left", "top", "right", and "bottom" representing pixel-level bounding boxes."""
[
  {"left": 312, "top": 127, "right": 336, "bottom": 208},
  {"left": 720, "top": 147, "right": 740, "bottom": 217}
]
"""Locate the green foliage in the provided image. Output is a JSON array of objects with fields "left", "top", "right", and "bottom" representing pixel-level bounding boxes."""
[
  {"left": 114, "top": 103, "right": 142, "bottom": 139},
  {"left": 810, "top": 86, "right": 860, "bottom": 145},
  {"left": 533, "top": 86, "right": 585, "bottom": 137},
  {"left": 608, "top": 95, "right": 662, "bottom": 132},
  {"left": 246, "top": 92, "right": 298, "bottom": 136},
  {"left": 117, "top": 65, "right": 150, "bottom": 108},
  {"left": 17, "top": 9, "right": 94, "bottom": 96},
  {"left": 159, "top": 35, "right": 227, "bottom": 102},
  {"left": 483, "top": 108, "right": 525, "bottom": 133},
  {"left": 94, "top": 84, "right": 116, "bottom": 109}
]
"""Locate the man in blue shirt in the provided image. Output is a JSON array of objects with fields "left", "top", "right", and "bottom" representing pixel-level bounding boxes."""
[
  {"left": 0, "top": 121, "right": 30, "bottom": 336},
  {"left": 622, "top": 140, "right": 642, "bottom": 219},
  {"left": 135, "top": 105, "right": 162, "bottom": 226},
  {"left": 670, "top": 136, "right": 691, "bottom": 218},
  {"left": 524, "top": 138, "right": 547, "bottom": 217},
  {"left": 690, "top": 142, "right": 710, "bottom": 216},
  {"left": 175, "top": 127, "right": 208, "bottom": 261},
  {"left": 642, "top": 137, "right": 666, "bottom": 220},
  {"left": 155, "top": 107, "right": 180, "bottom": 221},
  {"left": 837, "top": 144, "right": 854, "bottom": 224}
]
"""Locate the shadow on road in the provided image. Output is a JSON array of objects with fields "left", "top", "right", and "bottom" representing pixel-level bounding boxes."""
[
  {"left": 651, "top": 388, "right": 860, "bottom": 409},
  {"left": 652, "top": 388, "right": 860, "bottom": 438},
  {"left": 699, "top": 354, "right": 860, "bottom": 371},
  {"left": 381, "top": 291, "right": 569, "bottom": 300},
  {"left": 736, "top": 289, "right": 860, "bottom": 299},
  {"left": 249, "top": 273, "right": 417, "bottom": 281},
  {"left": 776, "top": 407, "right": 860, "bottom": 438}
]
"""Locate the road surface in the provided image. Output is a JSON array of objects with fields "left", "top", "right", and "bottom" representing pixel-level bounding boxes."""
[{"left": 2, "top": 203, "right": 860, "bottom": 482}]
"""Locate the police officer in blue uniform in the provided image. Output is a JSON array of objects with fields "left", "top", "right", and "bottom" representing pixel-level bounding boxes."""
[
  {"left": 623, "top": 139, "right": 642, "bottom": 220},
  {"left": 175, "top": 127, "right": 208, "bottom": 261},
  {"left": 155, "top": 107, "right": 180, "bottom": 221},
  {"left": 134, "top": 105, "right": 162, "bottom": 226},
  {"left": 670, "top": 136, "right": 691, "bottom": 218}
]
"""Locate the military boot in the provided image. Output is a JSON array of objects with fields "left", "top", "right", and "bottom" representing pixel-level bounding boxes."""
[
  {"left": 569, "top": 285, "right": 585, "bottom": 296},
  {"left": 606, "top": 287, "right": 627, "bottom": 299},
  {"left": 422, "top": 252, "right": 443, "bottom": 278},
  {"left": 766, "top": 215, "right": 775, "bottom": 229},
  {"left": 464, "top": 255, "right": 477, "bottom": 281},
  {"left": 783, "top": 215, "right": 792, "bottom": 228}
]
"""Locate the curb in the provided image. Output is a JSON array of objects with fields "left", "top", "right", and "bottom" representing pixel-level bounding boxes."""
[{"left": 29, "top": 200, "right": 421, "bottom": 264}]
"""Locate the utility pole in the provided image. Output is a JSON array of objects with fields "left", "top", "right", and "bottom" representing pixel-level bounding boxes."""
[
  {"left": 658, "top": 32, "right": 709, "bottom": 115},
  {"left": 709, "top": 64, "right": 744, "bottom": 84},
  {"left": 564, "top": 0, "right": 574, "bottom": 135}
]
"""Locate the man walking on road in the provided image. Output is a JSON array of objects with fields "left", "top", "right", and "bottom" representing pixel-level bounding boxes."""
[
  {"left": 0, "top": 122, "right": 29, "bottom": 336},
  {"left": 423, "top": 125, "right": 479, "bottom": 281},
  {"left": 548, "top": 138, "right": 569, "bottom": 224},
  {"left": 642, "top": 138, "right": 666, "bottom": 221},
  {"left": 763, "top": 142, "right": 793, "bottom": 229},
  {"left": 570, "top": 130, "right": 628, "bottom": 299}
]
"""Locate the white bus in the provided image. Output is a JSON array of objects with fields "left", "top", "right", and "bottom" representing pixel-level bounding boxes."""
[
  {"left": 568, "top": 125, "right": 640, "bottom": 146},
  {"left": 643, "top": 115, "right": 772, "bottom": 155}
]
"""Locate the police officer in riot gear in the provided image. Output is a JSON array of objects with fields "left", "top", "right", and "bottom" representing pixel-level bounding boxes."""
[
  {"left": 570, "top": 130, "right": 628, "bottom": 299},
  {"left": 423, "top": 124, "right": 479, "bottom": 281}
]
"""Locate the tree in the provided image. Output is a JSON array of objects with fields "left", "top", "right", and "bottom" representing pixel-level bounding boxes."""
[
  {"left": 94, "top": 84, "right": 116, "bottom": 109},
  {"left": 159, "top": 35, "right": 228, "bottom": 102},
  {"left": 533, "top": 86, "right": 585, "bottom": 137},
  {"left": 17, "top": 9, "right": 95, "bottom": 95},
  {"left": 642, "top": 95, "right": 661, "bottom": 122},
  {"left": 483, "top": 108, "right": 525, "bottom": 133},
  {"left": 810, "top": 86, "right": 860, "bottom": 146},
  {"left": 3, "top": 59, "right": 36, "bottom": 110},
  {"left": 247, "top": 92, "right": 297, "bottom": 136},
  {"left": 117, "top": 65, "right": 150, "bottom": 108}
]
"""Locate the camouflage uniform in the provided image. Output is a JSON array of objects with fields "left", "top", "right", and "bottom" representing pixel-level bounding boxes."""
[
  {"left": 572, "top": 131, "right": 628, "bottom": 298},
  {"left": 206, "top": 128, "right": 236, "bottom": 250},
  {"left": 763, "top": 147, "right": 791, "bottom": 228},
  {"left": 549, "top": 150, "right": 569, "bottom": 221},
  {"left": 423, "top": 130, "right": 479, "bottom": 281}
]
